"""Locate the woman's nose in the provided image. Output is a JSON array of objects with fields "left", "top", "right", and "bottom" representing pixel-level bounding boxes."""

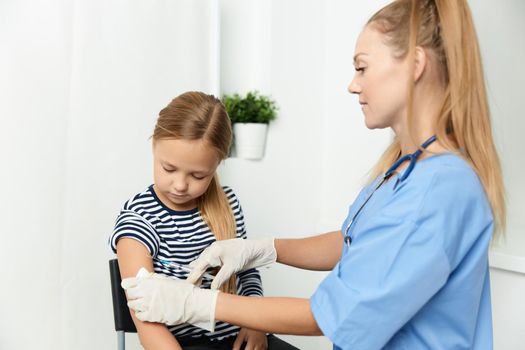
[{"left": 348, "top": 78, "right": 361, "bottom": 94}]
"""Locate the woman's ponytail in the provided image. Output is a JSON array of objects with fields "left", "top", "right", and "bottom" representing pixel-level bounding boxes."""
[{"left": 367, "top": 0, "right": 505, "bottom": 237}]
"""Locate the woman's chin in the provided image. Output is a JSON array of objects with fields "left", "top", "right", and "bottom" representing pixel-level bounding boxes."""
[
  {"left": 364, "top": 119, "right": 380, "bottom": 130},
  {"left": 363, "top": 116, "right": 389, "bottom": 130}
]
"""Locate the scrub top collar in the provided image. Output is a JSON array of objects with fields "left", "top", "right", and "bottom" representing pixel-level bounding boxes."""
[
  {"left": 343, "top": 134, "right": 437, "bottom": 247},
  {"left": 386, "top": 134, "right": 438, "bottom": 182}
]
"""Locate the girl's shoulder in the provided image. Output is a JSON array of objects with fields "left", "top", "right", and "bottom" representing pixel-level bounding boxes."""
[
  {"left": 121, "top": 185, "right": 157, "bottom": 211},
  {"left": 221, "top": 186, "right": 246, "bottom": 215},
  {"left": 222, "top": 185, "right": 240, "bottom": 202}
]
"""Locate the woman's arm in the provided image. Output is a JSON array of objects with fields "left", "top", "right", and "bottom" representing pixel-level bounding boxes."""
[
  {"left": 275, "top": 230, "right": 343, "bottom": 270},
  {"left": 117, "top": 238, "right": 183, "bottom": 350},
  {"left": 214, "top": 232, "right": 342, "bottom": 334},
  {"left": 187, "top": 231, "right": 344, "bottom": 288},
  {"left": 215, "top": 293, "right": 322, "bottom": 336}
]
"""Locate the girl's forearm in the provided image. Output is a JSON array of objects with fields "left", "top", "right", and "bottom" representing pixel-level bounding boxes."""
[
  {"left": 133, "top": 313, "right": 183, "bottom": 350},
  {"left": 117, "top": 239, "right": 183, "bottom": 350},
  {"left": 275, "top": 231, "right": 343, "bottom": 270},
  {"left": 215, "top": 293, "right": 323, "bottom": 336}
]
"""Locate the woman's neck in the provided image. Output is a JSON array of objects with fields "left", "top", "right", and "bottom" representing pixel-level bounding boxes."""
[
  {"left": 396, "top": 129, "right": 445, "bottom": 156},
  {"left": 394, "top": 86, "right": 447, "bottom": 156}
]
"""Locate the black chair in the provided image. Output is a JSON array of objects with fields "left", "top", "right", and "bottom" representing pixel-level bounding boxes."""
[{"left": 109, "top": 259, "right": 137, "bottom": 350}]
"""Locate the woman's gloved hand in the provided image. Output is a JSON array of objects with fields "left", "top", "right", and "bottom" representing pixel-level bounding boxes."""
[
  {"left": 187, "top": 237, "right": 277, "bottom": 290},
  {"left": 121, "top": 269, "right": 219, "bottom": 331}
]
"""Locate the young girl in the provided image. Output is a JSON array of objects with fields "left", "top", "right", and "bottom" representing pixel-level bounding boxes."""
[
  {"left": 122, "top": 1, "right": 505, "bottom": 349},
  {"left": 109, "top": 92, "right": 296, "bottom": 349}
]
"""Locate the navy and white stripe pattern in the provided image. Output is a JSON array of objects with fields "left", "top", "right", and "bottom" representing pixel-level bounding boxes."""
[{"left": 109, "top": 185, "right": 263, "bottom": 341}]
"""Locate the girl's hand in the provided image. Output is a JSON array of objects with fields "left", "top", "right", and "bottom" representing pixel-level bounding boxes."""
[{"left": 233, "top": 328, "right": 268, "bottom": 350}]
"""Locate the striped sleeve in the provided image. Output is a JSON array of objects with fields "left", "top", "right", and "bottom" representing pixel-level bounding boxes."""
[
  {"left": 109, "top": 209, "right": 160, "bottom": 256},
  {"left": 224, "top": 186, "right": 264, "bottom": 297},
  {"left": 237, "top": 268, "right": 263, "bottom": 297}
]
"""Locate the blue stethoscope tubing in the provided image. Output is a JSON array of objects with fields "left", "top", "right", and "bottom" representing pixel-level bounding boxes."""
[{"left": 343, "top": 134, "right": 438, "bottom": 247}]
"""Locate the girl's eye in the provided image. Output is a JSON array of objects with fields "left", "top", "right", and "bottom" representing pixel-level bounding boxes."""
[
  {"left": 192, "top": 174, "right": 205, "bottom": 180},
  {"left": 163, "top": 167, "right": 175, "bottom": 173},
  {"left": 355, "top": 67, "right": 366, "bottom": 73}
]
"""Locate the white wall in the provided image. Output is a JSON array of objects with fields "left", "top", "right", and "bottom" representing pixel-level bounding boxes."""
[
  {"left": 490, "top": 267, "right": 525, "bottom": 349},
  {"left": 471, "top": 0, "right": 525, "bottom": 256},
  {"left": 0, "top": 1, "right": 219, "bottom": 349},
  {"left": 470, "top": 0, "right": 525, "bottom": 349},
  {"left": 218, "top": 1, "right": 390, "bottom": 348},
  {"left": 61, "top": 2, "right": 220, "bottom": 349},
  {"left": 0, "top": 1, "right": 73, "bottom": 347},
  {"left": 219, "top": 0, "right": 328, "bottom": 347}
]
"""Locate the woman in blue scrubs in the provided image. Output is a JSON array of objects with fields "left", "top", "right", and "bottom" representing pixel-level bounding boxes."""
[{"left": 122, "top": 0, "right": 506, "bottom": 349}]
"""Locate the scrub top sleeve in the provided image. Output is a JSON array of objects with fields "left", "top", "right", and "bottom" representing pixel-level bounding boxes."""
[
  {"left": 311, "top": 195, "right": 451, "bottom": 347},
  {"left": 416, "top": 167, "right": 494, "bottom": 270}
]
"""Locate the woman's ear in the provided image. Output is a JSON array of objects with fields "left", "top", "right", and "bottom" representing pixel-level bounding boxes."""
[{"left": 414, "top": 46, "right": 427, "bottom": 82}]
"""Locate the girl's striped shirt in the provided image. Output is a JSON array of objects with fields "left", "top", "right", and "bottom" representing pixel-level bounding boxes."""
[{"left": 109, "top": 185, "right": 263, "bottom": 341}]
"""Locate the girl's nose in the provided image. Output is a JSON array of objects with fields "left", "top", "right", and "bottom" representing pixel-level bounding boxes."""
[{"left": 173, "top": 175, "right": 188, "bottom": 193}]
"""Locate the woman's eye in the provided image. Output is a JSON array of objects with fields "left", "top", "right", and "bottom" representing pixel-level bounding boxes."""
[
  {"left": 163, "top": 167, "right": 175, "bottom": 173},
  {"left": 355, "top": 67, "right": 366, "bottom": 73}
]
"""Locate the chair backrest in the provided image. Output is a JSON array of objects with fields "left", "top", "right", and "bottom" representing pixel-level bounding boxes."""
[{"left": 109, "top": 259, "right": 137, "bottom": 333}]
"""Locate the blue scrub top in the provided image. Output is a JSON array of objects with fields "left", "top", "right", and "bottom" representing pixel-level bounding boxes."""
[{"left": 311, "top": 153, "right": 494, "bottom": 350}]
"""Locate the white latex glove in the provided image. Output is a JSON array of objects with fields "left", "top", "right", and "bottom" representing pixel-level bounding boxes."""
[
  {"left": 187, "top": 237, "right": 277, "bottom": 290},
  {"left": 122, "top": 268, "right": 219, "bottom": 331}
]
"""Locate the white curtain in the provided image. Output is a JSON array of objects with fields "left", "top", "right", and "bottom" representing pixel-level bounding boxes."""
[{"left": 0, "top": 1, "right": 219, "bottom": 349}]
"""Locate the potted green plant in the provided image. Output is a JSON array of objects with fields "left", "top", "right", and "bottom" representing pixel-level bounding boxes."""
[{"left": 222, "top": 91, "right": 278, "bottom": 160}]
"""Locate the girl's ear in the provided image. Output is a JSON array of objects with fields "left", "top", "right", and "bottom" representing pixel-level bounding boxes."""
[{"left": 414, "top": 46, "right": 427, "bottom": 82}]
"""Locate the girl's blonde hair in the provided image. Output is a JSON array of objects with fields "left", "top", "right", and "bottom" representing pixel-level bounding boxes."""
[
  {"left": 367, "top": 0, "right": 505, "bottom": 237},
  {"left": 153, "top": 91, "right": 237, "bottom": 293}
]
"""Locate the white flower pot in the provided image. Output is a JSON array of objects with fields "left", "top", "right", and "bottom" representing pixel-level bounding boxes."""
[{"left": 233, "top": 123, "right": 268, "bottom": 160}]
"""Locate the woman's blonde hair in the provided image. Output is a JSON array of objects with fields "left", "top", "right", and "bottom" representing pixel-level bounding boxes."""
[
  {"left": 153, "top": 91, "right": 237, "bottom": 293},
  {"left": 366, "top": 0, "right": 505, "bottom": 237}
]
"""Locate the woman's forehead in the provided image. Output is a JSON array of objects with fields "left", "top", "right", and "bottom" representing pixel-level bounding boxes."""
[{"left": 354, "top": 26, "right": 393, "bottom": 61}]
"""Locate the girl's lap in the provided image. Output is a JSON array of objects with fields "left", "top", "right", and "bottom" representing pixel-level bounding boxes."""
[{"left": 181, "top": 334, "right": 300, "bottom": 350}]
